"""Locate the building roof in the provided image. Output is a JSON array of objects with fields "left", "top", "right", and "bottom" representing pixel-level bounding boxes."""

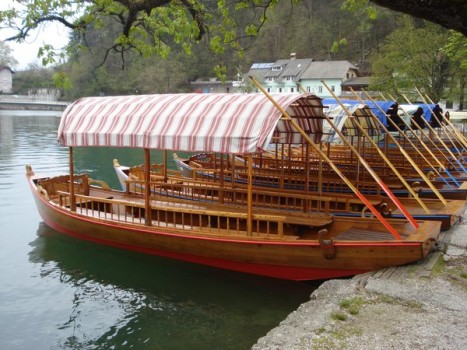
[
  {"left": 248, "top": 58, "right": 359, "bottom": 83},
  {"left": 275, "top": 58, "right": 314, "bottom": 81},
  {"left": 0, "top": 66, "right": 14, "bottom": 73},
  {"left": 247, "top": 62, "right": 275, "bottom": 82},
  {"left": 301, "top": 61, "right": 358, "bottom": 80},
  {"left": 341, "top": 77, "right": 370, "bottom": 86}
]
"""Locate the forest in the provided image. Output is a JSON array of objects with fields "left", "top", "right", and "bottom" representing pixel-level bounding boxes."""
[{"left": 6, "top": 0, "right": 466, "bottom": 106}]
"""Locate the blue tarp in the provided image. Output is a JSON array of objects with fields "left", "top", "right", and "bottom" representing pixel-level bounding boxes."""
[{"left": 322, "top": 98, "right": 395, "bottom": 127}]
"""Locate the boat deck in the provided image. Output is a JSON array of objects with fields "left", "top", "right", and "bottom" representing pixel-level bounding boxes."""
[{"left": 335, "top": 228, "right": 409, "bottom": 241}]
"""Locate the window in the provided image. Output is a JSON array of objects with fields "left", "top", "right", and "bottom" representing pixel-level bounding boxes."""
[
  {"left": 331, "top": 86, "right": 335, "bottom": 92},
  {"left": 268, "top": 77, "right": 275, "bottom": 82},
  {"left": 306, "top": 86, "right": 311, "bottom": 93},
  {"left": 318, "top": 86, "right": 323, "bottom": 93},
  {"left": 290, "top": 87, "right": 294, "bottom": 93},
  {"left": 279, "top": 88, "right": 282, "bottom": 93},
  {"left": 286, "top": 76, "right": 293, "bottom": 81}
]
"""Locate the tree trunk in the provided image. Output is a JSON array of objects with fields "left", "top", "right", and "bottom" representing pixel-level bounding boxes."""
[{"left": 370, "top": 0, "right": 467, "bottom": 35}]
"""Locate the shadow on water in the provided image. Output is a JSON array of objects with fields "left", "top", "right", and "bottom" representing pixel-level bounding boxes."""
[{"left": 29, "top": 223, "right": 320, "bottom": 350}]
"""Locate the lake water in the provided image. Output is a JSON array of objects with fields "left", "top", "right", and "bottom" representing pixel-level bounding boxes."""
[{"left": 0, "top": 112, "right": 318, "bottom": 349}]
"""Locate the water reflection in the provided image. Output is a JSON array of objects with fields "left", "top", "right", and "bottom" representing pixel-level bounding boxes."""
[
  {"left": 29, "top": 223, "right": 317, "bottom": 349},
  {"left": 0, "top": 112, "right": 318, "bottom": 349}
]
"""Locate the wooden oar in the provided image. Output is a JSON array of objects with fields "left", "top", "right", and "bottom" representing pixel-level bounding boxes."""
[
  {"left": 395, "top": 104, "right": 460, "bottom": 187},
  {"left": 332, "top": 88, "right": 433, "bottom": 213},
  {"left": 320, "top": 82, "right": 424, "bottom": 223},
  {"left": 421, "top": 90, "right": 467, "bottom": 149},
  {"left": 411, "top": 91, "right": 467, "bottom": 175},
  {"left": 365, "top": 90, "right": 457, "bottom": 190},
  {"left": 390, "top": 91, "right": 465, "bottom": 178},
  {"left": 402, "top": 91, "right": 466, "bottom": 174},
  {"left": 400, "top": 94, "right": 412, "bottom": 105},
  {"left": 250, "top": 77, "right": 404, "bottom": 238},
  {"left": 385, "top": 97, "right": 455, "bottom": 187},
  {"left": 415, "top": 88, "right": 466, "bottom": 153},
  {"left": 378, "top": 92, "right": 387, "bottom": 101},
  {"left": 351, "top": 89, "right": 447, "bottom": 207}
]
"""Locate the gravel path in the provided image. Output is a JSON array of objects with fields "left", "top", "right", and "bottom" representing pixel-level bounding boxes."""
[{"left": 253, "top": 219, "right": 467, "bottom": 350}]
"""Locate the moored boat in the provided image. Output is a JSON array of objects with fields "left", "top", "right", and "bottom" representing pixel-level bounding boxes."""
[
  {"left": 28, "top": 92, "right": 441, "bottom": 281},
  {"left": 117, "top": 157, "right": 463, "bottom": 231}
]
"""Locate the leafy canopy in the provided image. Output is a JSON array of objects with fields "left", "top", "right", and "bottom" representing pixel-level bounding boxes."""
[
  {"left": 0, "top": 0, "right": 278, "bottom": 68},
  {"left": 369, "top": 16, "right": 453, "bottom": 101}
]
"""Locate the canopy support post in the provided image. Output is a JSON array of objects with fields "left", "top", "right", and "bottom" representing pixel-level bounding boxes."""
[
  {"left": 163, "top": 150, "right": 168, "bottom": 181},
  {"left": 247, "top": 154, "right": 253, "bottom": 236},
  {"left": 144, "top": 148, "right": 152, "bottom": 226},
  {"left": 69, "top": 147, "right": 76, "bottom": 212}
]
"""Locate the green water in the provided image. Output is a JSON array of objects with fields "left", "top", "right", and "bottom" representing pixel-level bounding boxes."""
[{"left": 0, "top": 112, "right": 317, "bottom": 349}]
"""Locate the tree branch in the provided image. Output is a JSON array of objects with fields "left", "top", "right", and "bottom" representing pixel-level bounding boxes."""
[{"left": 370, "top": 0, "right": 467, "bottom": 35}]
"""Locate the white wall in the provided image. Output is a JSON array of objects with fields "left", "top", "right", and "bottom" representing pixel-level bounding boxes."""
[
  {"left": 300, "top": 79, "right": 342, "bottom": 97},
  {"left": 0, "top": 69, "right": 13, "bottom": 93}
]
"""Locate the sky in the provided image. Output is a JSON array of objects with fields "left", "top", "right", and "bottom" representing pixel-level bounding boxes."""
[{"left": 0, "top": 1, "right": 70, "bottom": 70}]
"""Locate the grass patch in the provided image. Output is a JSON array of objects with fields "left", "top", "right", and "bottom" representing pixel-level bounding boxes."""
[
  {"left": 311, "top": 337, "right": 338, "bottom": 350},
  {"left": 331, "top": 311, "right": 348, "bottom": 321},
  {"left": 376, "top": 295, "right": 423, "bottom": 310},
  {"left": 431, "top": 255, "right": 446, "bottom": 276},
  {"left": 340, "top": 296, "right": 365, "bottom": 315}
]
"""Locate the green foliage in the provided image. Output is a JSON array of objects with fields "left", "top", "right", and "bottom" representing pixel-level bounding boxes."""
[
  {"left": 0, "top": 41, "right": 18, "bottom": 67},
  {"left": 0, "top": 0, "right": 276, "bottom": 75},
  {"left": 442, "top": 31, "right": 467, "bottom": 69},
  {"left": 53, "top": 71, "right": 72, "bottom": 90},
  {"left": 12, "top": 65, "right": 56, "bottom": 94},
  {"left": 342, "top": 0, "right": 377, "bottom": 20},
  {"left": 5, "top": 1, "right": 410, "bottom": 96},
  {"left": 369, "top": 16, "right": 452, "bottom": 101}
]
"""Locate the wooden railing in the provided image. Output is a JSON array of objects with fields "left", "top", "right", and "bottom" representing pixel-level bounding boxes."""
[
  {"left": 54, "top": 191, "right": 287, "bottom": 238},
  {"left": 124, "top": 174, "right": 339, "bottom": 214}
]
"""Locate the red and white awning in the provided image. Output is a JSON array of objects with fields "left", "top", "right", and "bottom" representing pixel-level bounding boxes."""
[{"left": 58, "top": 93, "right": 323, "bottom": 154}]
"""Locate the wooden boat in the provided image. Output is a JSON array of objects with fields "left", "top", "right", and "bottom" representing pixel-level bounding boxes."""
[
  {"left": 172, "top": 150, "right": 467, "bottom": 200},
  {"left": 28, "top": 92, "right": 441, "bottom": 281},
  {"left": 141, "top": 155, "right": 462, "bottom": 231},
  {"left": 320, "top": 96, "right": 467, "bottom": 196}
]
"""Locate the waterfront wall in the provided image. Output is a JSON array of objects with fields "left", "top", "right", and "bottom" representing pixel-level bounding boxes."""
[{"left": 0, "top": 95, "right": 68, "bottom": 111}]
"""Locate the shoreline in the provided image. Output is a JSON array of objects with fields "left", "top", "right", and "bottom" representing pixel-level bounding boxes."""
[{"left": 253, "top": 215, "right": 467, "bottom": 349}]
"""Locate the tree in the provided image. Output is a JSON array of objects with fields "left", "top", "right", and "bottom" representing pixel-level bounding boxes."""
[
  {"left": 441, "top": 31, "right": 467, "bottom": 109},
  {"left": 12, "top": 64, "right": 55, "bottom": 93},
  {"left": 0, "top": 41, "right": 18, "bottom": 67},
  {"left": 0, "top": 0, "right": 465, "bottom": 71},
  {"left": 0, "top": 0, "right": 272, "bottom": 69},
  {"left": 369, "top": 16, "right": 453, "bottom": 102}
]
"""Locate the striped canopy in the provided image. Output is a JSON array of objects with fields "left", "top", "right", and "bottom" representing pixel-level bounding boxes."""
[
  {"left": 58, "top": 93, "right": 323, "bottom": 154},
  {"left": 322, "top": 103, "right": 384, "bottom": 143}
]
